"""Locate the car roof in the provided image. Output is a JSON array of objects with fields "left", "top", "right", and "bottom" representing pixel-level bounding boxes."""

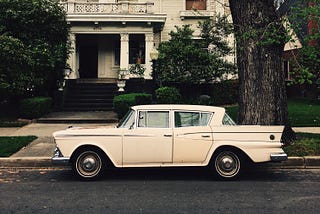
[{"left": 132, "top": 104, "right": 225, "bottom": 113}]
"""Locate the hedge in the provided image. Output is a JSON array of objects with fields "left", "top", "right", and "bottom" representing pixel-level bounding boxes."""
[
  {"left": 19, "top": 97, "right": 52, "bottom": 119},
  {"left": 164, "top": 81, "right": 239, "bottom": 106},
  {"left": 113, "top": 93, "right": 152, "bottom": 119},
  {"left": 156, "top": 86, "right": 181, "bottom": 104}
]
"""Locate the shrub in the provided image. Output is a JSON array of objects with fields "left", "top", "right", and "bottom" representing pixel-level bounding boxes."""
[
  {"left": 211, "top": 81, "right": 238, "bottom": 105},
  {"left": 19, "top": 97, "right": 52, "bottom": 119},
  {"left": 113, "top": 93, "right": 152, "bottom": 119},
  {"left": 155, "top": 86, "right": 181, "bottom": 104}
]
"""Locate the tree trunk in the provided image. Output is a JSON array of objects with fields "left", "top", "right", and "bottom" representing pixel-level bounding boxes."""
[{"left": 229, "top": 0, "right": 295, "bottom": 144}]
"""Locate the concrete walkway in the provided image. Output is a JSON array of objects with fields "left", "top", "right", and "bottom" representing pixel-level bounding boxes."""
[
  {"left": 293, "top": 127, "right": 320, "bottom": 134},
  {"left": 36, "top": 111, "right": 118, "bottom": 123},
  {"left": 0, "top": 123, "right": 117, "bottom": 158}
]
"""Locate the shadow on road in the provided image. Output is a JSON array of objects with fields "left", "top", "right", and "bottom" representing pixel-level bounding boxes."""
[{"left": 49, "top": 165, "right": 290, "bottom": 182}]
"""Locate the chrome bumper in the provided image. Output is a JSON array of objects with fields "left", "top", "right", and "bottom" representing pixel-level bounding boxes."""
[
  {"left": 52, "top": 147, "right": 70, "bottom": 165},
  {"left": 270, "top": 153, "right": 288, "bottom": 162}
]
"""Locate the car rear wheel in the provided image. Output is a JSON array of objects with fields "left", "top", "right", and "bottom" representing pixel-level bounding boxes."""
[
  {"left": 213, "top": 150, "right": 241, "bottom": 180},
  {"left": 72, "top": 149, "right": 104, "bottom": 180}
]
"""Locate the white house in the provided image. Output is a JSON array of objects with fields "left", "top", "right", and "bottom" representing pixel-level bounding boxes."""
[{"left": 61, "top": 0, "right": 232, "bottom": 81}]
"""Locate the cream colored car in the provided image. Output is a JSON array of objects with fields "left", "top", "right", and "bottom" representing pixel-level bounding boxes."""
[{"left": 52, "top": 105, "right": 287, "bottom": 180}]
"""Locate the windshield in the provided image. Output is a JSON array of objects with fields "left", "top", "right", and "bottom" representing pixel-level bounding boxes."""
[
  {"left": 222, "top": 113, "right": 236, "bottom": 126},
  {"left": 117, "top": 110, "right": 135, "bottom": 128}
]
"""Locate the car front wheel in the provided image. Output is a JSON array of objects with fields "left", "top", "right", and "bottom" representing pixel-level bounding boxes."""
[
  {"left": 213, "top": 150, "right": 242, "bottom": 180},
  {"left": 72, "top": 149, "right": 104, "bottom": 180}
]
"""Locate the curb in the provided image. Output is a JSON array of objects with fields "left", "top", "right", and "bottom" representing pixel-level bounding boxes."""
[
  {"left": 1, "top": 157, "right": 320, "bottom": 168},
  {"left": 0, "top": 157, "right": 53, "bottom": 168},
  {"left": 267, "top": 156, "right": 320, "bottom": 169}
]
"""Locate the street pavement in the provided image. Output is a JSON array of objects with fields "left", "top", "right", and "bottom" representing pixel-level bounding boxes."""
[
  {"left": 1, "top": 168, "right": 320, "bottom": 213},
  {"left": 0, "top": 111, "right": 320, "bottom": 168}
]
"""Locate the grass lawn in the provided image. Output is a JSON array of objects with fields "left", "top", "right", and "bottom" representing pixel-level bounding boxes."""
[
  {"left": 0, "top": 136, "right": 37, "bottom": 157},
  {"left": 225, "top": 98, "right": 320, "bottom": 127},
  {"left": 288, "top": 99, "right": 320, "bottom": 127},
  {"left": 284, "top": 133, "right": 320, "bottom": 157}
]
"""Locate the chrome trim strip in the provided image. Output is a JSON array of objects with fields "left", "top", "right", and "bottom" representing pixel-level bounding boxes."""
[
  {"left": 270, "top": 153, "right": 288, "bottom": 162},
  {"left": 55, "top": 134, "right": 122, "bottom": 138},
  {"left": 123, "top": 134, "right": 154, "bottom": 137},
  {"left": 52, "top": 147, "right": 70, "bottom": 165},
  {"left": 52, "top": 157, "right": 70, "bottom": 165}
]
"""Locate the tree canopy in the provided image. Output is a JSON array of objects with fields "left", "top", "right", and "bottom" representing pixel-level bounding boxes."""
[
  {"left": 0, "top": 0, "right": 70, "bottom": 99},
  {"left": 156, "top": 17, "right": 235, "bottom": 84},
  {"left": 284, "top": 0, "right": 320, "bottom": 85}
]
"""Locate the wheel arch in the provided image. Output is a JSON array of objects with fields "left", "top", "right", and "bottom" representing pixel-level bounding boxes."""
[
  {"left": 209, "top": 145, "right": 253, "bottom": 166},
  {"left": 70, "top": 145, "right": 115, "bottom": 168}
]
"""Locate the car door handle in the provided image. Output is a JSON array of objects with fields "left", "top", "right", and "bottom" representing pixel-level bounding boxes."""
[
  {"left": 201, "top": 135, "right": 211, "bottom": 138},
  {"left": 164, "top": 134, "right": 172, "bottom": 137}
]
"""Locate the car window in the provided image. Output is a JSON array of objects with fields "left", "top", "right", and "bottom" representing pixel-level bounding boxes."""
[
  {"left": 117, "top": 110, "right": 135, "bottom": 128},
  {"left": 138, "top": 111, "right": 170, "bottom": 128},
  {"left": 174, "top": 111, "right": 212, "bottom": 127},
  {"left": 222, "top": 113, "right": 236, "bottom": 126}
]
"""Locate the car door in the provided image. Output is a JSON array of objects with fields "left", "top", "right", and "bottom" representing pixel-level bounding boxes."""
[
  {"left": 173, "top": 111, "right": 213, "bottom": 163},
  {"left": 123, "top": 110, "right": 173, "bottom": 165}
]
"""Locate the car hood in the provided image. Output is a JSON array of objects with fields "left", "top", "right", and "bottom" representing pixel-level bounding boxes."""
[{"left": 53, "top": 126, "right": 121, "bottom": 139}]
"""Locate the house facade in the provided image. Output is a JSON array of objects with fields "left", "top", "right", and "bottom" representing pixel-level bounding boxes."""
[{"left": 61, "top": 0, "right": 232, "bottom": 81}]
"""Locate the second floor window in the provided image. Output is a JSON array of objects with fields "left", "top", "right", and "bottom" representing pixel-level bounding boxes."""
[{"left": 186, "top": 0, "right": 207, "bottom": 10}]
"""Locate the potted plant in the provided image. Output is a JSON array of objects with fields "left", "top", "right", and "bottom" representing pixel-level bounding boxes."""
[
  {"left": 117, "top": 68, "right": 128, "bottom": 92},
  {"left": 128, "top": 63, "right": 146, "bottom": 77}
]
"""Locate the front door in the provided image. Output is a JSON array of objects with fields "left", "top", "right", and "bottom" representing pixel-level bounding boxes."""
[
  {"left": 123, "top": 111, "right": 173, "bottom": 165},
  {"left": 79, "top": 45, "right": 98, "bottom": 78}
]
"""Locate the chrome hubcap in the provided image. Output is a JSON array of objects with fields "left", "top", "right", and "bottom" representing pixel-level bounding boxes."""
[
  {"left": 215, "top": 151, "right": 240, "bottom": 178},
  {"left": 82, "top": 157, "right": 97, "bottom": 172},
  {"left": 76, "top": 151, "right": 102, "bottom": 178}
]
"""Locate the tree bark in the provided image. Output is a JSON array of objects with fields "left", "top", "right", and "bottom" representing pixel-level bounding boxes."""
[{"left": 229, "top": 0, "right": 295, "bottom": 144}]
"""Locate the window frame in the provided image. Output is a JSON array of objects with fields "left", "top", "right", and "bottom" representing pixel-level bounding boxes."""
[
  {"left": 174, "top": 110, "right": 213, "bottom": 128},
  {"left": 137, "top": 110, "right": 171, "bottom": 129}
]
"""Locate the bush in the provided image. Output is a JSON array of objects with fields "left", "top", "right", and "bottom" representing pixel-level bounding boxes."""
[
  {"left": 211, "top": 81, "right": 238, "bottom": 105},
  {"left": 113, "top": 93, "right": 152, "bottom": 119},
  {"left": 161, "top": 81, "right": 238, "bottom": 106},
  {"left": 155, "top": 86, "right": 181, "bottom": 104},
  {"left": 19, "top": 97, "right": 52, "bottom": 119}
]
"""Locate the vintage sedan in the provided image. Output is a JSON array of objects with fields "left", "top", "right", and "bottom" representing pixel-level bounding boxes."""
[{"left": 52, "top": 105, "right": 287, "bottom": 180}]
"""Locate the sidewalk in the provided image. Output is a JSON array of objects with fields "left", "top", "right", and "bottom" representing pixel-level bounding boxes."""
[{"left": 0, "top": 112, "right": 319, "bottom": 168}]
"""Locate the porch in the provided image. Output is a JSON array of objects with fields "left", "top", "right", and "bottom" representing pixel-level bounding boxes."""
[{"left": 61, "top": 0, "right": 166, "bottom": 81}]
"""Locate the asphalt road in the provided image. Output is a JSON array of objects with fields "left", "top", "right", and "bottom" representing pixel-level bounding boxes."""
[{"left": 1, "top": 167, "right": 320, "bottom": 213}]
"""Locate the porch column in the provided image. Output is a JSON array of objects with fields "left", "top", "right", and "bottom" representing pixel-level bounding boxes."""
[
  {"left": 145, "top": 33, "right": 154, "bottom": 79},
  {"left": 67, "top": 33, "right": 78, "bottom": 79},
  {"left": 120, "top": 33, "right": 129, "bottom": 77}
]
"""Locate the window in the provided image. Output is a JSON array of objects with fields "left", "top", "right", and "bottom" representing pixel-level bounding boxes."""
[
  {"left": 117, "top": 110, "right": 135, "bottom": 128},
  {"left": 186, "top": 0, "right": 207, "bottom": 10},
  {"left": 222, "top": 113, "right": 236, "bottom": 126},
  {"left": 138, "top": 111, "right": 170, "bottom": 128},
  {"left": 129, "top": 34, "right": 145, "bottom": 64},
  {"left": 114, "top": 36, "right": 120, "bottom": 66},
  {"left": 175, "top": 111, "right": 212, "bottom": 127}
]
